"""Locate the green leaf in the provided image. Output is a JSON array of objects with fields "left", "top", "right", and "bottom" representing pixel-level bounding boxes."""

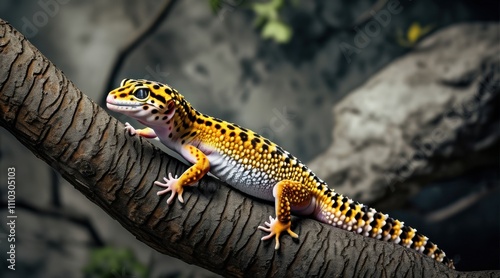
[
  {"left": 252, "top": 2, "right": 279, "bottom": 21},
  {"left": 209, "top": 0, "right": 223, "bottom": 13},
  {"left": 83, "top": 247, "right": 148, "bottom": 278},
  {"left": 262, "top": 19, "right": 292, "bottom": 43}
]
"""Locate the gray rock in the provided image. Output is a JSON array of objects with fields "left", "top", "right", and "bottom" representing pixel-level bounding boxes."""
[{"left": 308, "top": 23, "right": 500, "bottom": 207}]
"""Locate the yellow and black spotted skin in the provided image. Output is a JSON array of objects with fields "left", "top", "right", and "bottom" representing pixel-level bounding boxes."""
[{"left": 106, "top": 79, "right": 454, "bottom": 268}]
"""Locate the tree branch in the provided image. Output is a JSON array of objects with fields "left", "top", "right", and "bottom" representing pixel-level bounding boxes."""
[{"left": 0, "top": 19, "right": 497, "bottom": 277}]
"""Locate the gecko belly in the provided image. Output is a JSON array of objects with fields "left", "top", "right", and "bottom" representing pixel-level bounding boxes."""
[{"left": 208, "top": 153, "right": 276, "bottom": 202}]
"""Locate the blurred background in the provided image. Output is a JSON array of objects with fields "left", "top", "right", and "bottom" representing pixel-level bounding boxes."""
[{"left": 0, "top": 0, "right": 498, "bottom": 277}]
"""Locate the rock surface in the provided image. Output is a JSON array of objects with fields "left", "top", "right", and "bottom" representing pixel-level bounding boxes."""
[{"left": 309, "top": 23, "right": 500, "bottom": 207}]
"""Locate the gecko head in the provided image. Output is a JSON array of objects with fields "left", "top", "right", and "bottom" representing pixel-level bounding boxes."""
[{"left": 106, "top": 79, "right": 177, "bottom": 126}]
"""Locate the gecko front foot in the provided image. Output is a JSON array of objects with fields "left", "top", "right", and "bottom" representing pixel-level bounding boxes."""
[
  {"left": 124, "top": 122, "right": 136, "bottom": 135},
  {"left": 258, "top": 216, "right": 298, "bottom": 250},
  {"left": 154, "top": 173, "right": 184, "bottom": 204}
]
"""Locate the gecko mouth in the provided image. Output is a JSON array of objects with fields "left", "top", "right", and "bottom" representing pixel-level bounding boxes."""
[{"left": 106, "top": 102, "right": 143, "bottom": 111}]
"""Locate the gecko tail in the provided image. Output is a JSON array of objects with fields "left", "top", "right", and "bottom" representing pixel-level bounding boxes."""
[{"left": 314, "top": 190, "right": 455, "bottom": 269}]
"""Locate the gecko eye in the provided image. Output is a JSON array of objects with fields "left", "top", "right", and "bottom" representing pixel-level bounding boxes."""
[{"left": 133, "top": 88, "right": 150, "bottom": 100}]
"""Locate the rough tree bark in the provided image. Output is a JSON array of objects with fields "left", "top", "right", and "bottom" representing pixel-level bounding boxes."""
[{"left": 0, "top": 19, "right": 497, "bottom": 277}]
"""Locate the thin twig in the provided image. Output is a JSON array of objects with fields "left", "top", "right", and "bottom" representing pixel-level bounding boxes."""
[
  {"left": 101, "top": 0, "right": 178, "bottom": 107},
  {"left": 353, "top": 0, "right": 388, "bottom": 27},
  {"left": 2, "top": 200, "right": 105, "bottom": 247},
  {"left": 426, "top": 183, "right": 499, "bottom": 222}
]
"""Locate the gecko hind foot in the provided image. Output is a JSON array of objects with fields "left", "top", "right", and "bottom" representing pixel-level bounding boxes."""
[
  {"left": 154, "top": 173, "right": 184, "bottom": 204},
  {"left": 258, "top": 216, "right": 298, "bottom": 250}
]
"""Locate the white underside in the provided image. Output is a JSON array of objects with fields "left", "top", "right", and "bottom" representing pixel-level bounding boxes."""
[{"left": 207, "top": 152, "right": 276, "bottom": 202}]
